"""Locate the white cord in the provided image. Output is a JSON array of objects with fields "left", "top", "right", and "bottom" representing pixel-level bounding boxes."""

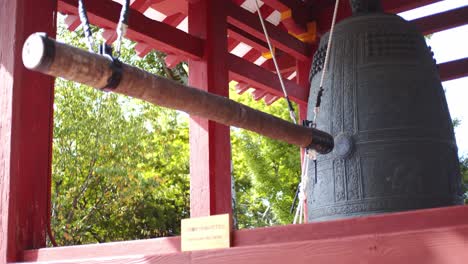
[
  {"left": 318, "top": 0, "right": 340, "bottom": 89},
  {"left": 254, "top": 0, "right": 297, "bottom": 124},
  {"left": 293, "top": 152, "right": 309, "bottom": 224}
]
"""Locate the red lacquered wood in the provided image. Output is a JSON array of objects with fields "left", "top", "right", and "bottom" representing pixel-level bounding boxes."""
[
  {"left": 312, "top": 0, "right": 443, "bottom": 36},
  {"left": 258, "top": 4, "right": 275, "bottom": 19},
  {"left": 130, "top": 0, "right": 153, "bottom": 12},
  {"left": 22, "top": 237, "right": 181, "bottom": 262},
  {"left": 0, "top": 0, "right": 56, "bottom": 262},
  {"left": 58, "top": 0, "right": 203, "bottom": 59},
  {"left": 438, "top": 58, "right": 468, "bottom": 82},
  {"left": 411, "top": 5, "right": 468, "bottom": 35},
  {"left": 263, "top": 0, "right": 311, "bottom": 28},
  {"left": 227, "top": 1, "right": 311, "bottom": 61},
  {"left": 21, "top": 206, "right": 468, "bottom": 263},
  {"left": 252, "top": 89, "right": 268, "bottom": 100},
  {"left": 382, "top": 0, "right": 442, "bottom": 14},
  {"left": 228, "top": 54, "right": 308, "bottom": 104},
  {"left": 188, "top": 0, "right": 232, "bottom": 217},
  {"left": 64, "top": 15, "right": 81, "bottom": 31},
  {"left": 242, "top": 49, "right": 263, "bottom": 62},
  {"left": 235, "top": 83, "right": 251, "bottom": 94},
  {"left": 152, "top": 0, "right": 188, "bottom": 16},
  {"left": 261, "top": 54, "right": 296, "bottom": 74},
  {"left": 228, "top": 25, "right": 270, "bottom": 53},
  {"left": 264, "top": 94, "right": 280, "bottom": 105},
  {"left": 163, "top": 13, "right": 187, "bottom": 27}
]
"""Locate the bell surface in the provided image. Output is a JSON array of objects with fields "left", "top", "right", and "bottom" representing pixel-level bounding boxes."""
[{"left": 307, "top": 2, "right": 464, "bottom": 222}]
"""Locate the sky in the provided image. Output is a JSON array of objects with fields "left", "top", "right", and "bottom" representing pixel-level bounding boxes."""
[{"left": 399, "top": 0, "right": 468, "bottom": 157}]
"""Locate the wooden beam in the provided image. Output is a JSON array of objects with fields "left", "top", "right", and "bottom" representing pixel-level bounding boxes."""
[
  {"left": 312, "top": 0, "right": 443, "bottom": 35},
  {"left": 411, "top": 6, "right": 468, "bottom": 35},
  {"left": 382, "top": 0, "right": 442, "bottom": 14},
  {"left": 228, "top": 54, "right": 307, "bottom": 104},
  {"left": 0, "top": 0, "right": 57, "bottom": 262},
  {"left": 438, "top": 58, "right": 468, "bottom": 82},
  {"left": 227, "top": 1, "right": 311, "bottom": 61},
  {"left": 228, "top": 24, "right": 269, "bottom": 53},
  {"left": 261, "top": 54, "right": 297, "bottom": 73},
  {"left": 188, "top": 0, "right": 232, "bottom": 217},
  {"left": 58, "top": 0, "right": 203, "bottom": 59},
  {"left": 262, "top": 0, "right": 311, "bottom": 28},
  {"left": 22, "top": 206, "right": 468, "bottom": 263}
]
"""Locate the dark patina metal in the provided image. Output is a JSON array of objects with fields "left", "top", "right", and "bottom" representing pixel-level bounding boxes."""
[{"left": 307, "top": 0, "right": 463, "bottom": 221}]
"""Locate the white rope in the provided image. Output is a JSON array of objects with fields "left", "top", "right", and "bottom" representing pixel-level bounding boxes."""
[
  {"left": 254, "top": 0, "right": 297, "bottom": 124},
  {"left": 293, "top": 153, "right": 309, "bottom": 224},
  {"left": 314, "top": 0, "right": 340, "bottom": 125},
  {"left": 297, "top": 0, "right": 340, "bottom": 224},
  {"left": 318, "top": 0, "right": 340, "bottom": 90}
]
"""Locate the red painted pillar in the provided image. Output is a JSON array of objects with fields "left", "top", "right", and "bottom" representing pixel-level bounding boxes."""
[
  {"left": 0, "top": 0, "right": 57, "bottom": 262},
  {"left": 188, "top": 0, "right": 232, "bottom": 217}
]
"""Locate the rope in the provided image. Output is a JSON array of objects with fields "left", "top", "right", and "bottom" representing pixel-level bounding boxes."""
[
  {"left": 295, "top": 0, "right": 340, "bottom": 223},
  {"left": 314, "top": 0, "right": 340, "bottom": 125},
  {"left": 254, "top": 0, "right": 297, "bottom": 125},
  {"left": 78, "top": 0, "right": 95, "bottom": 52},
  {"left": 293, "top": 153, "right": 309, "bottom": 224},
  {"left": 78, "top": 0, "right": 130, "bottom": 57},
  {"left": 115, "top": 0, "right": 130, "bottom": 58}
]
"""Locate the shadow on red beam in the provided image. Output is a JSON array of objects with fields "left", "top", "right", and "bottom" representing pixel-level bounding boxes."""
[
  {"left": 438, "top": 58, "right": 468, "bottom": 82},
  {"left": 411, "top": 5, "right": 468, "bottom": 35},
  {"left": 382, "top": 0, "right": 442, "bottom": 14},
  {"left": 227, "top": 54, "right": 308, "bottom": 105},
  {"left": 58, "top": 0, "right": 203, "bottom": 59},
  {"left": 226, "top": 1, "right": 311, "bottom": 61},
  {"left": 20, "top": 206, "right": 468, "bottom": 263},
  {"left": 261, "top": 54, "right": 297, "bottom": 74},
  {"left": 228, "top": 24, "right": 270, "bottom": 54},
  {"left": 312, "top": 0, "right": 443, "bottom": 35}
]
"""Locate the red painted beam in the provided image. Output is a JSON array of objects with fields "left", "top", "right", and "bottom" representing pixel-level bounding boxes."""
[
  {"left": 227, "top": 1, "right": 311, "bottom": 61},
  {"left": 188, "top": 0, "right": 232, "bottom": 217},
  {"left": 438, "top": 58, "right": 468, "bottom": 82},
  {"left": 382, "top": 0, "right": 442, "bottom": 14},
  {"left": 312, "top": 0, "right": 443, "bottom": 35},
  {"left": 228, "top": 24, "right": 270, "bottom": 53},
  {"left": 411, "top": 5, "right": 468, "bottom": 35},
  {"left": 22, "top": 206, "right": 468, "bottom": 263},
  {"left": 151, "top": 0, "right": 188, "bottom": 16},
  {"left": 1, "top": 0, "right": 57, "bottom": 262},
  {"left": 58, "top": 0, "right": 203, "bottom": 59},
  {"left": 130, "top": 0, "right": 153, "bottom": 12},
  {"left": 261, "top": 54, "right": 297, "bottom": 73},
  {"left": 228, "top": 54, "right": 308, "bottom": 104}
]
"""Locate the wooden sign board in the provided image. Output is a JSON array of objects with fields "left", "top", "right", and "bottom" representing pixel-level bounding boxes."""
[{"left": 181, "top": 214, "right": 231, "bottom": 252}]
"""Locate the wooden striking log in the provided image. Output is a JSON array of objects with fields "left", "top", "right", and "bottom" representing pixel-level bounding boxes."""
[{"left": 22, "top": 33, "right": 334, "bottom": 154}]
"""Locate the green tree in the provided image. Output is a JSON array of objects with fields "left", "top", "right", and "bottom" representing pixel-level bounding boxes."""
[
  {"left": 230, "top": 87, "right": 301, "bottom": 227},
  {"left": 52, "top": 19, "right": 190, "bottom": 245}
]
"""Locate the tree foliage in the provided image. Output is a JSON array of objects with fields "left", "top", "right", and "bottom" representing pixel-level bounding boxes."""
[
  {"left": 52, "top": 20, "right": 190, "bottom": 245},
  {"left": 230, "top": 89, "right": 301, "bottom": 227}
]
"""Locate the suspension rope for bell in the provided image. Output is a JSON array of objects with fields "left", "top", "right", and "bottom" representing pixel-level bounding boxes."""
[
  {"left": 297, "top": 0, "right": 340, "bottom": 224},
  {"left": 254, "top": 0, "right": 298, "bottom": 125}
]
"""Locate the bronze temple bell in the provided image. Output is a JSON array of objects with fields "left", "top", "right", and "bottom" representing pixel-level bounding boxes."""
[{"left": 307, "top": 0, "right": 463, "bottom": 221}]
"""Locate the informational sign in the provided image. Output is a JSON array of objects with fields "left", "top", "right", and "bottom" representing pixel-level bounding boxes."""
[{"left": 181, "top": 214, "right": 231, "bottom": 252}]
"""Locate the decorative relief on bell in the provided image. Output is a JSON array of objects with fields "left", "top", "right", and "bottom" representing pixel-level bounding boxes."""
[{"left": 307, "top": 6, "right": 463, "bottom": 221}]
